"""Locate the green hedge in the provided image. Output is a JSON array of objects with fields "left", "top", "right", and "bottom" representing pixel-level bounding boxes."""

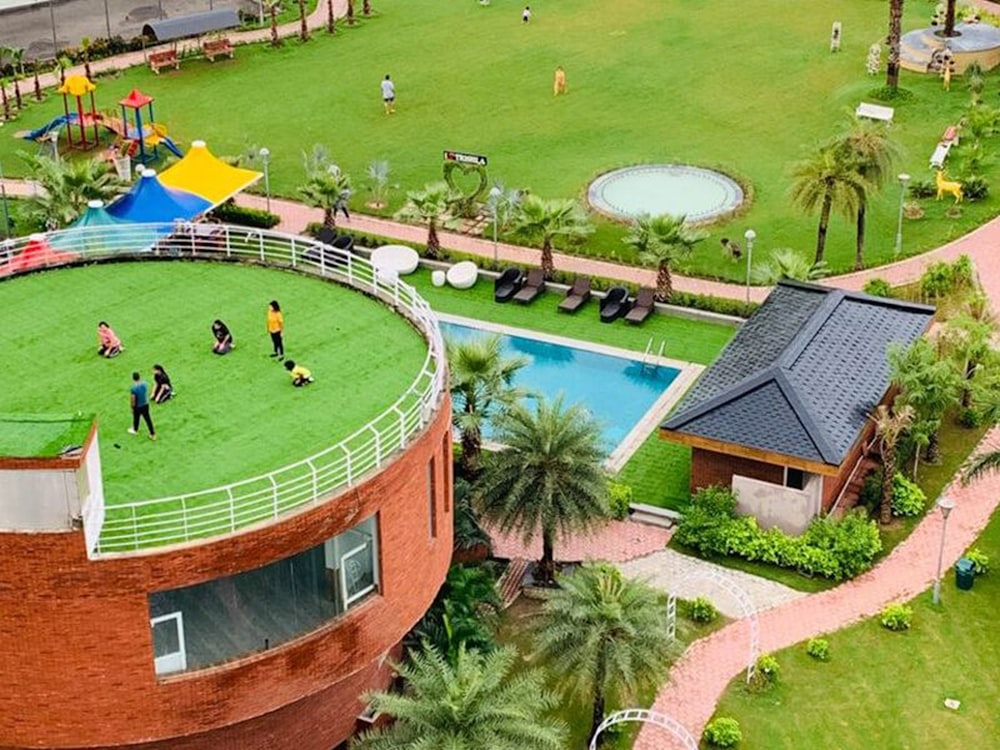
[{"left": 211, "top": 202, "right": 281, "bottom": 229}]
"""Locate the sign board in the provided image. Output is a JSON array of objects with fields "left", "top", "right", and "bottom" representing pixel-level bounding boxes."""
[{"left": 443, "top": 150, "right": 488, "bottom": 167}]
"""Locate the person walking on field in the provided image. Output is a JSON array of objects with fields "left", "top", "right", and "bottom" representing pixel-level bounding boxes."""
[
  {"left": 267, "top": 300, "right": 285, "bottom": 360},
  {"left": 381, "top": 74, "right": 396, "bottom": 115},
  {"left": 522, "top": 5, "right": 531, "bottom": 23},
  {"left": 128, "top": 371, "right": 156, "bottom": 440}
]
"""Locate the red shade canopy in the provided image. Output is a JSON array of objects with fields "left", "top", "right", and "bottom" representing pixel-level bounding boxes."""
[{"left": 119, "top": 88, "right": 154, "bottom": 109}]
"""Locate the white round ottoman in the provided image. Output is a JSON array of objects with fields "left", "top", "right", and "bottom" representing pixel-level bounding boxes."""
[
  {"left": 371, "top": 244, "right": 421, "bottom": 276},
  {"left": 432, "top": 270, "right": 447, "bottom": 287},
  {"left": 446, "top": 261, "right": 478, "bottom": 290}
]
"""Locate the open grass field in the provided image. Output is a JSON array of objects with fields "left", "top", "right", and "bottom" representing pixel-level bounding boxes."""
[
  {"left": 3, "top": 1, "right": 998, "bottom": 277},
  {"left": 0, "top": 413, "right": 93, "bottom": 457},
  {"left": 711, "top": 506, "right": 1000, "bottom": 749},
  {"left": 0, "top": 260, "right": 427, "bottom": 503}
]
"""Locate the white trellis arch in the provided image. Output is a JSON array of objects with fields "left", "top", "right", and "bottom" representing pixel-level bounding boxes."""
[
  {"left": 667, "top": 568, "right": 759, "bottom": 684},
  {"left": 589, "top": 708, "right": 697, "bottom": 750}
]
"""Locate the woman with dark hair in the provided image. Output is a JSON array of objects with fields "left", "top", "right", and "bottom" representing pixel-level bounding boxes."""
[
  {"left": 212, "top": 319, "right": 234, "bottom": 355},
  {"left": 151, "top": 364, "right": 173, "bottom": 404},
  {"left": 267, "top": 300, "right": 285, "bottom": 360}
]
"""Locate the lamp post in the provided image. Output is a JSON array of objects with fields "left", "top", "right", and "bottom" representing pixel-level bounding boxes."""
[
  {"left": 0, "top": 158, "right": 11, "bottom": 240},
  {"left": 48, "top": 0, "right": 58, "bottom": 55},
  {"left": 259, "top": 147, "right": 271, "bottom": 213},
  {"left": 488, "top": 185, "right": 502, "bottom": 265},
  {"left": 744, "top": 228, "right": 756, "bottom": 305},
  {"left": 895, "top": 172, "right": 910, "bottom": 257},
  {"left": 932, "top": 495, "right": 956, "bottom": 605},
  {"left": 103, "top": 0, "right": 112, "bottom": 40}
]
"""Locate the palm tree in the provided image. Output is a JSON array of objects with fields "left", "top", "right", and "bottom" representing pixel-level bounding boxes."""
[
  {"left": 939, "top": 314, "right": 994, "bottom": 408},
  {"left": 869, "top": 403, "right": 915, "bottom": 524},
  {"left": 943, "top": 0, "right": 958, "bottom": 37},
  {"left": 622, "top": 213, "right": 705, "bottom": 302},
  {"left": 412, "top": 564, "right": 502, "bottom": 664},
  {"left": 363, "top": 0, "right": 372, "bottom": 15},
  {"left": 834, "top": 119, "right": 901, "bottom": 270},
  {"left": 326, "top": 0, "right": 336, "bottom": 33},
  {"left": 447, "top": 334, "right": 527, "bottom": 477},
  {"left": 347, "top": 0, "right": 356, "bottom": 24},
  {"left": 511, "top": 195, "right": 592, "bottom": 280},
  {"left": 453, "top": 478, "right": 491, "bottom": 553},
  {"left": 21, "top": 154, "right": 124, "bottom": 227},
  {"left": 885, "top": 0, "right": 905, "bottom": 90},
  {"left": 394, "top": 181, "right": 461, "bottom": 259},
  {"left": 533, "top": 563, "right": 672, "bottom": 744},
  {"left": 31, "top": 61, "right": 42, "bottom": 102},
  {"left": 266, "top": 0, "right": 282, "bottom": 46},
  {"left": 298, "top": 0, "right": 310, "bottom": 41},
  {"left": 299, "top": 164, "right": 352, "bottom": 230},
  {"left": 789, "top": 145, "right": 866, "bottom": 265},
  {"left": 352, "top": 645, "right": 567, "bottom": 750},
  {"left": 889, "top": 338, "right": 962, "bottom": 464},
  {"left": 8, "top": 47, "right": 24, "bottom": 110},
  {"left": 1, "top": 72, "right": 10, "bottom": 121},
  {"left": 476, "top": 395, "right": 609, "bottom": 584},
  {"left": 751, "top": 248, "right": 828, "bottom": 284}
]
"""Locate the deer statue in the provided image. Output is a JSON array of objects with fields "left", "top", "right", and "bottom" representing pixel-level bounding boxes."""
[{"left": 936, "top": 170, "right": 963, "bottom": 203}]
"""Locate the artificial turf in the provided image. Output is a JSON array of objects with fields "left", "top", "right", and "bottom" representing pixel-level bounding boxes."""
[
  {"left": 0, "top": 413, "right": 94, "bottom": 458},
  {"left": 0, "top": 260, "right": 427, "bottom": 506}
]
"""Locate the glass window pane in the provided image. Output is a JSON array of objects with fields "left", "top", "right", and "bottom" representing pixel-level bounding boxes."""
[{"left": 152, "top": 617, "right": 180, "bottom": 658}]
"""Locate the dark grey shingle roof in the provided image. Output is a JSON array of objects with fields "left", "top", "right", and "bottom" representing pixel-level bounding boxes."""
[
  {"left": 663, "top": 281, "right": 935, "bottom": 466},
  {"left": 142, "top": 9, "right": 240, "bottom": 42}
]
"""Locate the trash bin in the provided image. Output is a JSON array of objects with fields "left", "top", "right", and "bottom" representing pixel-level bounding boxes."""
[{"left": 956, "top": 558, "right": 975, "bottom": 591}]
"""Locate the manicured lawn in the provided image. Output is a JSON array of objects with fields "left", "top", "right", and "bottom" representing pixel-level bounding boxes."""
[
  {"left": 711, "top": 506, "right": 1000, "bottom": 749},
  {"left": 616, "top": 432, "right": 692, "bottom": 511},
  {"left": 0, "top": 413, "right": 93, "bottom": 457},
  {"left": 2, "top": 1, "right": 997, "bottom": 277},
  {"left": 0, "top": 261, "right": 427, "bottom": 504}
]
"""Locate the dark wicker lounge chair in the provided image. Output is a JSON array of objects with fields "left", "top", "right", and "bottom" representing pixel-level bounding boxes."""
[
  {"left": 625, "top": 287, "right": 656, "bottom": 325},
  {"left": 558, "top": 277, "right": 592, "bottom": 313},
  {"left": 600, "top": 286, "right": 631, "bottom": 323},
  {"left": 494, "top": 267, "right": 524, "bottom": 303},
  {"left": 513, "top": 268, "right": 546, "bottom": 304},
  {"left": 316, "top": 226, "right": 337, "bottom": 246}
]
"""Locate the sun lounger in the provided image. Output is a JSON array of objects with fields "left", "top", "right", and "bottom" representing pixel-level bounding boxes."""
[
  {"left": 494, "top": 267, "right": 524, "bottom": 303},
  {"left": 600, "top": 286, "right": 631, "bottom": 323},
  {"left": 625, "top": 287, "right": 655, "bottom": 325},
  {"left": 558, "top": 277, "right": 592, "bottom": 313},
  {"left": 513, "top": 268, "right": 546, "bottom": 304}
]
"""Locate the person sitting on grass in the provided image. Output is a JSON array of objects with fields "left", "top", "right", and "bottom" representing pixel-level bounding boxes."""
[
  {"left": 284, "top": 359, "right": 314, "bottom": 387},
  {"left": 212, "top": 319, "right": 234, "bottom": 355},
  {"left": 151, "top": 364, "right": 173, "bottom": 404},
  {"left": 97, "top": 321, "right": 123, "bottom": 358}
]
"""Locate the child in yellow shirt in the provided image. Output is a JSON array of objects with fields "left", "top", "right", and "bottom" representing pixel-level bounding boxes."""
[{"left": 284, "top": 359, "right": 314, "bottom": 387}]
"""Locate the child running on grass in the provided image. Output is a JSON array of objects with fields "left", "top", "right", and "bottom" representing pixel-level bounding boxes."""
[
  {"left": 284, "top": 359, "right": 314, "bottom": 387},
  {"left": 151, "top": 364, "right": 173, "bottom": 404},
  {"left": 97, "top": 321, "right": 122, "bottom": 358},
  {"left": 267, "top": 300, "right": 285, "bottom": 360}
]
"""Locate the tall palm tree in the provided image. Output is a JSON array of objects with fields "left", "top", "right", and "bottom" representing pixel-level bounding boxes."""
[
  {"left": 834, "top": 120, "right": 901, "bottom": 270},
  {"left": 889, "top": 338, "right": 962, "bottom": 464},
  {"left": 266, "top": 0, "right": 282, "bottom": 46},
  {"left": 476, "top": 395, "right": 609, "bottom": 584},
  {"left": 939, "top": 314, "right": 994, "bottom": 408},
  {"left": 943, "top": 0, "right": 958, "bottom": 37},
  {"left": 298, "top": 0, "right": 310, "bottom": 41},
  {"left": 21, "top": 154, "right": 124, "bottom": 227},
  {"left": 326, "top": 0, "right": 336, "bottom": 33},
  {"left": 394, "top": 181, "right": 461, "bottom": 259},
  {"left": 885, "top": 0, "right": 905, "bottom": 90},
  {"left": 622, "top": 213, "right": 705, "bottom": 302},
  {"left": 869, "top": 403, "right": 915, "bottom": 525},
  {"left": 447, "top": 334, "right": 527, "bottom": 477},
  {"left": 533, "top": 564, "right": 672, "bottom": 744},
  {"left": 751, "top": 248, "right": 828, "bottom": 284},
  {"left": 789, "top": 145, "right": 866, "bottom": 265},
  {"left": 8, "top": 47, "right": 24, "bottom": 110},
  {"left": 352, "top": 645, "right": 567, "bottom": 750},
  {"left": 299, "top": 165, "right": 352, "bottom": 230},
  {"left": 511, "top": 195, "right": 592, "bottom": 280},
  {"left": 0, "top": 72, "right": 10, "bottom": 121},
  {"left": 411, "top": 564, "right": 502, "bottom": 664}
]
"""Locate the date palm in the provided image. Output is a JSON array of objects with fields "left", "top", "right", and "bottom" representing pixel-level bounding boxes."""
[
  {"left": 622, "top": 213, "right": 705, "bottom": 302},
  {"left": 511, "top": 195, "right": 592, "bottom": 280},
  {"left": 869, "top": 403, "right": 915, "bottom": 524},
  {"left": 394, "top": 181, "right": 461, "bottom": 259},
  {"left": 886, "top": 0, "right": 905, "bottom": 90},
  {"left": 533, "top": 563, "right": 672, "bottom": 745},
  {"left": 352, "top": 645, "right": 566, "bottom": 750},
  {"left": 299, "top": 163, "right": 351, "bottom": 230},
  {"left": 476, "top": 395, "right": 609, "bottom": 584}
]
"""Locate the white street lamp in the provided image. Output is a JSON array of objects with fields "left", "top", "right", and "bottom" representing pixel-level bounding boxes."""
[
  {"left": 259, "top": 147, "right": 271, "bottom": 213},
  {"left": 895, "top": 172, "right": 911, "bottom": 257},
  {"left": 932, "top": 495, "right": 956, "bottom": 605},
  {"left": 488, "top": 186, "right": 502, "bottom": 265},
  {"left": 744, "top": 228, "right": 756, "bottom": 305}
]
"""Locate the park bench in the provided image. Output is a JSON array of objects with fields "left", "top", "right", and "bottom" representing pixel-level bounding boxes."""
[
  {"left": 149, "top": 49, "right": 180, "bottom": 75},
  {"left": 202, "top": 38, "right": 234, "bottom": 62},
  {"left": 856, "top": 102, "right": 894, "bottom": 124},
  {"left": 930, "top": 124, "right": 961, "bottom": 169}
]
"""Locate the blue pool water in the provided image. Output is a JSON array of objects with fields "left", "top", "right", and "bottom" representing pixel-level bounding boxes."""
[{"left": 441, "top": 322, "right": 681, "bottom": 449}]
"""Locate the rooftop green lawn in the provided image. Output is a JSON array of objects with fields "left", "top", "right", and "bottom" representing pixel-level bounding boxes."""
[
  {"left": 0, "top": 413, "right": 94, "bottom": 458},
  {"left": 0, "top": 261, "right": 428, "bottom": 504},
  {"left": 2, "top": 0, "right": 994, "bottom": 277}
]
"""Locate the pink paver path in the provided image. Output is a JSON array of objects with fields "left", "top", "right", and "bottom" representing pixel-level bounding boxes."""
[{"left": 487, "top": 520, "right": 672, "bottom": 564}]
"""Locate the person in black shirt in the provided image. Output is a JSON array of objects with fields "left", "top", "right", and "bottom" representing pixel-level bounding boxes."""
[
  {"left": 151, "top": 364, "right": 173, "bottom": 404},
  {"left": 212, "top": 319, "right": 234, "bottom": 355}
]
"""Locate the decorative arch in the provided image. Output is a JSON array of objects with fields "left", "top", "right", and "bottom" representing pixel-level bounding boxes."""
[
  {"left": 589, "top": 708, "right": 698, "bottom": 750},
  {"left": 666, "top": 568, "right": 759, "bottom": 684}
]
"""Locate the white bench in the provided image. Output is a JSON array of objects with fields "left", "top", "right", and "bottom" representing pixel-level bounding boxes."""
[
  {"left": 856, "top": 102, "right": 894, "bottom": 124},
  {"left": 930, "top": 142, "right": 952, "bottom": 169}
]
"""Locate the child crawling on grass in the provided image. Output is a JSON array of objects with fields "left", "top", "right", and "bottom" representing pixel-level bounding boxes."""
[
  {"left": 97, "top": 321, "right": 122, "bottom": 358},
  {"left": 284, "top": 359, "right": 314, "bottom": 387}
]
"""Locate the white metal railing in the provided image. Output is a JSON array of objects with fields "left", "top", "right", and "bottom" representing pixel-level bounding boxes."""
[{"left": 0, "top": 223, "right": 446, "bottom": 556}]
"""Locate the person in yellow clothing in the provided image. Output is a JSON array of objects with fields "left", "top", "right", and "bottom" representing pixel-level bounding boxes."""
[
  {"left": 267, "top": 299, "right": 285, "bottom": 360},
  {"left": 284, "top": 359, "right": 314, "bottom": 387}
]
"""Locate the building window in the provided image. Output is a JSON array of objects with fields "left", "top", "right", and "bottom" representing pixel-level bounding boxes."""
[
  {"left": 148, "top": 515, "right": 379, "bottom": 676},
  {"left": 442, "top": 434, "right": 451, "bottom": 513},
  {"left": 428, "top": 457, "right": 437, "bottom": 538},
  {"left": 785, "top": 467, "right": 806, "bottom": 490}
]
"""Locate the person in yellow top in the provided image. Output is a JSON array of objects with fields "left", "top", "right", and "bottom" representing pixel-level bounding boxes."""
[
  {"left": 267, "top": 299, "right": 285, "bottom": 360},
  {"left": 284, "top": 359, "right": 314, "bottom": 387}
]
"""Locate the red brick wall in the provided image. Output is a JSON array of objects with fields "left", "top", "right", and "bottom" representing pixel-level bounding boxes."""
[
  {"left": 690, "top": 447, "right": 784, "bottom": 492},
  {"left": 0, "top": 396, "right": 453, "bottom": 750}
]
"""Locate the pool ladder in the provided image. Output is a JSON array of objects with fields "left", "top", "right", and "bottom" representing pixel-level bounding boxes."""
[{"left": 641, "top": 338, "right": 666, "bottom": 374}]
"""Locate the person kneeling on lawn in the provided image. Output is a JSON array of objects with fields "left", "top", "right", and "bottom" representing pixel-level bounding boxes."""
[
  {"left": 97, "top": 321, "right": 123, "bottom": 358},
  {"left": 284, "top": 359, "right": 314, "bottom": 387}
]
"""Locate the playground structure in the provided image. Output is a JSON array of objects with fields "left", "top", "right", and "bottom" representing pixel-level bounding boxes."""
[
  {"left": 57, "top": 75, "right": 100, "bottom": 151},
  {"left": 113, "top": 88, "right": 182, "bottom": 165}
]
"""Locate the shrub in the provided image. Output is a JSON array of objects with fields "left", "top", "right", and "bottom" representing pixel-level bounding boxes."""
[
  {"left": 750, "top": 653, "right": 780, "bottom": 691},
  {"left": 704, "top": 717, "right": 742, "bottom": 748},
  {"left": 880, "top": 603, "right": 913, "bottom": 631},
  {"left": 908, "top": 179, "right": 936, "bottom": 199},
  {"left": 959, "top": 407, "right": 985, "bottom": 428},
  {"left": 920, "top": 261, "right": 955, "bottom": 299},
  {"left": 210, "top": 201, "right": 280, "bottom": 228},
  {"left": 806, "top": 637, "right": 830, "bottom": 661},
  {"left": 961, "top": 175, "right": 990, "bottom": 202},
  {"left": 868, "top": 85, "right": 914, "bottom": 102},
  {"left": 891, "top": 472, "right": 926, "bottom": 517},
  {"left": 966, "top": 547, "right": 991, "bottom": 575},
  {"left": 689, "top": 596, "right": 718, "bottom": 623},
  {"left": 863, "top": 278, "right": 894, "bottom": 298},
  {"left": 607, "top": 480, "right": 633, "bottom": 520},
  {"left": 859, "top": 468, "right": 883, "bottom": 515}
]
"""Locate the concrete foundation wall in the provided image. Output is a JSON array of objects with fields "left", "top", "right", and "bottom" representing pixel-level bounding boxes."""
[{"left": 732, "top": 473, "right": 822, "bottom": 536}]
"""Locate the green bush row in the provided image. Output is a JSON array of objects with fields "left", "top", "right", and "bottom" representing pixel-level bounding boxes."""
[
  {"left": 211, "top": 202, "right": 281, "bottom": 229},
  {"left": 674, "top": 486, "right": 883, "bottom": 581}
]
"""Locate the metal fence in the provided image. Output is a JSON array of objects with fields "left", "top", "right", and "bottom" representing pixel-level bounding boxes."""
[{"left": 0, "top": 223, "right": 447, "bottom": 556}]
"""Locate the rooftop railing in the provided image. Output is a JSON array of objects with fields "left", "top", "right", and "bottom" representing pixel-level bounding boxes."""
[{"left": 0, "top": 223, "right": 446, "bottom": 556}]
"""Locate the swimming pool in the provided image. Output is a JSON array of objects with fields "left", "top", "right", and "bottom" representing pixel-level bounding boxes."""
[{"left": 441, "top": 317, "right": 694, "bottom": 466}]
